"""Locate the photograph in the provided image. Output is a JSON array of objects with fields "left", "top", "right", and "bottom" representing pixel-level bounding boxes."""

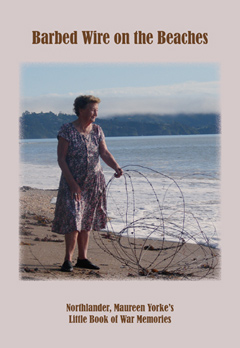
[{"left": 19, "top": 63, "right": 221, "bottom": 281}]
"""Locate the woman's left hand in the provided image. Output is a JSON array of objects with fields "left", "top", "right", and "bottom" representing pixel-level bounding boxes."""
[{"left": 114, "top": 167, "right": 123, "bottom": 178}]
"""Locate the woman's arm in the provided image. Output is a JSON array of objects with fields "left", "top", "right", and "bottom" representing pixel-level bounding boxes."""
[
  {"left": 99, "top": 139, "right": 123, "bottom": 177},
  {"left": 57, "top": 137, "right": 81, "bottom": 200}
]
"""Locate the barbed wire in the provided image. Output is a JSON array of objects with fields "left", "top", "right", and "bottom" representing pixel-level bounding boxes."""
[{"left": 93, "top": 165, "right": 220, "bottom": 279}]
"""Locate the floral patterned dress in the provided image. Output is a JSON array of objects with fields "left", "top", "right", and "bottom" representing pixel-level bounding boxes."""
[{"left": 52, "top": 123, "right": 107, "bottom": 234}]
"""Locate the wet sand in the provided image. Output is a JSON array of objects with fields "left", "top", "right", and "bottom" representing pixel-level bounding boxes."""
[{"left": 19, "top": 187, "right": 221, "bottom": 281}]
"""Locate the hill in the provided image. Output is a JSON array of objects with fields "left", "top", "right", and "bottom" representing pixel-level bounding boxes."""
[{"left": 19, "top": 111, "right": 220, "bottom": 139}]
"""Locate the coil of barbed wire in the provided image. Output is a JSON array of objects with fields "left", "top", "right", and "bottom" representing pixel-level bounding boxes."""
[{"left": 92, "top": 165, "right": 220, "bottom": 279}]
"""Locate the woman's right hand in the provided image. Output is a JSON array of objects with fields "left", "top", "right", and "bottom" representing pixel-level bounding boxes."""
[
  {"left": 58, "top": 137, "right": 81, "bottom": 202},
  {"left": 70, "top": 183, "right": 81, "bottom": 202}
]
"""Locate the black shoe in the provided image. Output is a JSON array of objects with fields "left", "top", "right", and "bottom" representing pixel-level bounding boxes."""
[
  {"left": 75, "top": 258, "right": 100, "bottom": 270},
  {"left": 61, "top": 260, "right": 73, "bottom": 272}
]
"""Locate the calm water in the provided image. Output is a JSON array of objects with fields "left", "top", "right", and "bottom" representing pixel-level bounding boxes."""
[
  {"left": 20, "top": 134, "right": 220, "bottom": 186},
  {"left": 19, "top": 134, "right": 220, "bottom": 246}
]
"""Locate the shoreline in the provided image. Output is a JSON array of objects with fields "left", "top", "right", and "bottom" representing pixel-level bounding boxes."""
[{"left": 19, "top": 187, "right": 221, "bottom": 280}]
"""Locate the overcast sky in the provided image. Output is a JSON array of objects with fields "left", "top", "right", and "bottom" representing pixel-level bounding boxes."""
[{"left": 20, "top": 63, "right": 220, "bottom": 117}]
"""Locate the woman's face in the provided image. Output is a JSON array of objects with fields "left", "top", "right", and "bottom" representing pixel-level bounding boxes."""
[{"left": 79, "top": 103, "right": 99, "bottom": 123}]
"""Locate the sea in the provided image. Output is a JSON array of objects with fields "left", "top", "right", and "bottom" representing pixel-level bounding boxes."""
[{"left": 19, "top": 134, "right": 221, "bottom": 248}]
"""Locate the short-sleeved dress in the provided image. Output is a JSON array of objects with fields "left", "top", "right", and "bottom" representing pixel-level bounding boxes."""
[{"left": 52, "top": 122, "right": 107, "bottom": 234}]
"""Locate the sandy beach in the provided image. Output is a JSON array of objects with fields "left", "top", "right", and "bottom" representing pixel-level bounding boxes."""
[{"left": 19, "top": 187, "right": 220, "bottom": 281}]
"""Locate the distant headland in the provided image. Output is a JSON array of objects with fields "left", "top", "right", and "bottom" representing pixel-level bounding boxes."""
[{"left": 19, "top": 111, "right": 220, "bottom": 139}]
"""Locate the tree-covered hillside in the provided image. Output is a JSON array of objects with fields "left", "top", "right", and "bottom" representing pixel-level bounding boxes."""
[{"left": 20, "top": 111, "right": 220, "bottom": 139}]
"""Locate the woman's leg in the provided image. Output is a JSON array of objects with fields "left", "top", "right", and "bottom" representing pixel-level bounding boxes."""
[
  {"left": 77, "top": 230, "right": 90, "bottom": 259},
  {"left": 75, "top": 230, "right": 99, "bottom": 270},
  {"left": 64, "top": 230, "right": 78, "bottom": 261}
]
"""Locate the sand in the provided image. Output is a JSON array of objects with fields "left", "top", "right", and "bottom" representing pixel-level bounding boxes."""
[{"left": 19, "top": 187, "right": 221, "bottom": 281}]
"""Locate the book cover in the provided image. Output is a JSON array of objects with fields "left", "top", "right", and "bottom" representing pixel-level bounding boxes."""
[{"left": 1, "top": 0, "right": 239, "bottom": 347}]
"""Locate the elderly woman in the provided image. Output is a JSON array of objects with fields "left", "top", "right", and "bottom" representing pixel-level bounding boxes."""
[{"left": 52, "top": 95, "right": 123, "bottom": 272}]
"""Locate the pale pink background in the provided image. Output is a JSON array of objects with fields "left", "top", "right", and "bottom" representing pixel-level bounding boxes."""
[{"left": 1, "top": 0, "right": 239, "bottom": 347}]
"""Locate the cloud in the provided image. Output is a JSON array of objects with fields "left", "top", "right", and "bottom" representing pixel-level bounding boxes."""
[{"left": 21, "top": 81, "right": 220, "bottom": 116}]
